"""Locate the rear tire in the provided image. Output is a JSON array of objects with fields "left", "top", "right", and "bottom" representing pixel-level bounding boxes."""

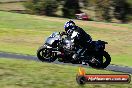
[
  {"left": 88, "top": 51, "right": 111, "bottom": 68},
  {"left": 101, "top": 51, "right": 111, "bottom": 68},
  {"left": 37, "top": 46, "right": 57, "bottom": 62}
]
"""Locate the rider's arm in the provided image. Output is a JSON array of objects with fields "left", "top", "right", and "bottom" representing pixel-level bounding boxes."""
[{"left": 60, "top": 31, "right": 67, "bottom": 36}]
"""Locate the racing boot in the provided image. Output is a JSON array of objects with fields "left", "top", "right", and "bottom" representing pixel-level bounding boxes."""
[
  {"left": 72, "top": 48, "right": 83, "bottom": 60},
  {"left": 72, "top": 53, "right": 79, "bottom": 60}
]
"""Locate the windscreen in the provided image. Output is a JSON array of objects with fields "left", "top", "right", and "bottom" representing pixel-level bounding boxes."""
[{"left": 49, "top": 32, "right": 60, "bottom": 38}]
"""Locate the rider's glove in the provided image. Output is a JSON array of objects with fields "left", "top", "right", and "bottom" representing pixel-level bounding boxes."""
[{"left": 61, "top": 32, "right": 66, "bottom": 36}]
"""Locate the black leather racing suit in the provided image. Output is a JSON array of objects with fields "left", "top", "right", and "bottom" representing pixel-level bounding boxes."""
[
  {"left": 66, "top": 26, "right": 92, "bottom": 60},
  {"left": 74, "top": 26, "right": 92, "bottom": 47}
]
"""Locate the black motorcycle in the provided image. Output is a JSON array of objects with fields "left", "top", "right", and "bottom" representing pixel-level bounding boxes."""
[{"left": 37, "top": 31, "right": 111, "bottom": 68}]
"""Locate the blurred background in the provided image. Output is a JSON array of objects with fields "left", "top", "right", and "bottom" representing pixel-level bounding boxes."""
[
  {"left": 0, "top": 1, "right": 132, "bottom": 87},
  {"left": 0, "top": 0, "right": 132, "bottom": 23}
]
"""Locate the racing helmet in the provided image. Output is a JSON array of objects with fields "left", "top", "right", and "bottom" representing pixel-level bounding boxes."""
[{"left": 64, "top": 20, "right": 76, "bottom": 32}]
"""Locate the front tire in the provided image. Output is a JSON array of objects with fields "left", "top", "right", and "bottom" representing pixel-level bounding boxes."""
[{"left": 37, "top": 46, "right": 57, "bottom": 62}]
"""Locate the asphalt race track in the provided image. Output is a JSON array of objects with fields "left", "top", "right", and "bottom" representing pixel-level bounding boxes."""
[{"left": 0, "top": 52, "right": 132, "bottom": 74}]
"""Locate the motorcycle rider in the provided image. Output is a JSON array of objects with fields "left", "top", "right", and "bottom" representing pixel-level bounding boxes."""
[{"left": 62, "top": 20, "right": 92, "bottom": 64}]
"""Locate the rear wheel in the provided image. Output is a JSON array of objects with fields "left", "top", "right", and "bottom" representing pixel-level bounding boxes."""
[
  {"left": 37, "top": 46, "right": 57, "bottom": 62},
  {"left": 101, "top": 51, "right": 111, "bottom": 68},
  {"left": 88, "top": 51, "right": 111, "bottom": 68}
]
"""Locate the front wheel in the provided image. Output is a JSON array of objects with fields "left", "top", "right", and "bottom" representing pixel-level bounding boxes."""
[
  {"left": 37, "top": 46, "right": 57, "bottom": 62},
  {"left": 88, "top": 51, "right": 111, "bottom": 69}
]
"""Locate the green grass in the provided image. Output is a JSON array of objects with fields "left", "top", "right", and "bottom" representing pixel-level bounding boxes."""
[
  {"left": 0, "top": 58, "right": 132, "bottom": 88},
  {"left": 0, "top": 11, "right": 132, "bottom": 66},
  {"left": 112, "top": 55, "right": 132, "bottom": 66},
  {"left": 0, "top": 2, "right": 25, "bottom": 11},
  {"left": 0, "top": 0, "right": 27, "bottom": 3},
  {"left": 0, "top": 11, "right": 64, "bottom": 30},
  {"left": 112, "top": 23, "right": 132, "bottom": 29}
]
